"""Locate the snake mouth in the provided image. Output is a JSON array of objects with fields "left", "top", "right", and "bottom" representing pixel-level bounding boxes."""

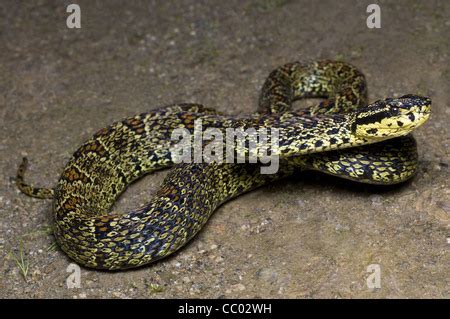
[{"left": 354, "top": 111, "right": 430, "bottom": 139}]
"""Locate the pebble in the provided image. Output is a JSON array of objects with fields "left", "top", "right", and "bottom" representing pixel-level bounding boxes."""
[
  {"left": 240, "top": 224, "right": 250, "bottom": 231},
  {"left": 370, "top": 195, "right": 384, "bottom": 207},
  {"left": 257, "top": 268, "right": 278, "bottom": 284},
  {"left": 236, "top": 284, "right": 246, "bottom": 291},
  {"left": 109, "top": 291, "right": 131, "bottom": 299},
  {"left": 297, "top": 199, "right": 306, "bottom": 207},
  {"left": 182, "top": 276, "right": 191, "bottom": 283},
  {"left": 230, "top": 283, "right": 246, "bottom": 291},
  {"left": 32, "top": 269, "right": 42, "bottom": 279}
]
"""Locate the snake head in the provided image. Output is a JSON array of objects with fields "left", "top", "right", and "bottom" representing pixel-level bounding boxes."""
[{"left": 352, "top": 95, "right": 431, "bottom": 139}]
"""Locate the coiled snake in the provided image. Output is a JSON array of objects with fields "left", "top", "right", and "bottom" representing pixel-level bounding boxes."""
[{"left": 16, "top": 61, "right": 431, "bottom": 270}]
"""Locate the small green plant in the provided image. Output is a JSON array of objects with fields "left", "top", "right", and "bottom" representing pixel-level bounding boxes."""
[
  {"left": 148, "top": 283, "right": 164, "bottom": 294},
  {"left": 47, "top": 241, "right": 58, "bottom": 252},
  {"left": 334, "top": 53, "right": 345, "bottom": 61},
  {"left": 11, "top": 241, "right": 29, "bottom": 281},
  {"left": 21, "top": 224, "right": 54, "bottom": 239}
]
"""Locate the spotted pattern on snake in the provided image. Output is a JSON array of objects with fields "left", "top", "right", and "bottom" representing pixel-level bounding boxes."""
[{"left": 16, "top": 60, "right": 431, "bottom": 270}]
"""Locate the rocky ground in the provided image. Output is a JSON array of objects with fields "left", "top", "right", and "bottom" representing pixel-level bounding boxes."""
[{"left": 0, "top": 0, "right": 448, "bottom": 298}]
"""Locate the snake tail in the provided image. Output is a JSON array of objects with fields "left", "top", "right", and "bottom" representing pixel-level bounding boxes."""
[{"left": 16, "top": 157, "right": 54, "bottom": 199}]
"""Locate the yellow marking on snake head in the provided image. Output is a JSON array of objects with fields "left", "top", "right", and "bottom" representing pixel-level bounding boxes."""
[{"left": 353, "top": 95, "right": 431, "bottom": 139}]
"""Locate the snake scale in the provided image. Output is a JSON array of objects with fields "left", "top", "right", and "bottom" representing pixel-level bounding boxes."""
[{"left": 16, "top": 60, "right": 431, "bottom": 270}]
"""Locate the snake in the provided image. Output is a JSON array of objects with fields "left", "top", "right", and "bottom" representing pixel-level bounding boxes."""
[{"left": 16, "top": 60, "right": 431, "bottom": 270}]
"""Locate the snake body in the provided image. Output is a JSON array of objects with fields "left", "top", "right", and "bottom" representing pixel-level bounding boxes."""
[{"left": 17, "top": 61, "right": 431, "bottom": 270}]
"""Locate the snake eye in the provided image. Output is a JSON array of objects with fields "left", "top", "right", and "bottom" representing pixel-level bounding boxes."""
[{"left": 390, "top": 106, "right": 399, "bottom": 114}]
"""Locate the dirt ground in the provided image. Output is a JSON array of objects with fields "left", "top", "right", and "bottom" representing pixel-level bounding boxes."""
[{"left": 0, "top": 0, "right": 448, "bottom": 298}]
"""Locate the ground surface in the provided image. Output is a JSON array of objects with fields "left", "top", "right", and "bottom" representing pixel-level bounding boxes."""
[{"left": 0, "top": 0, "right": 448, "bottom": 298}]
